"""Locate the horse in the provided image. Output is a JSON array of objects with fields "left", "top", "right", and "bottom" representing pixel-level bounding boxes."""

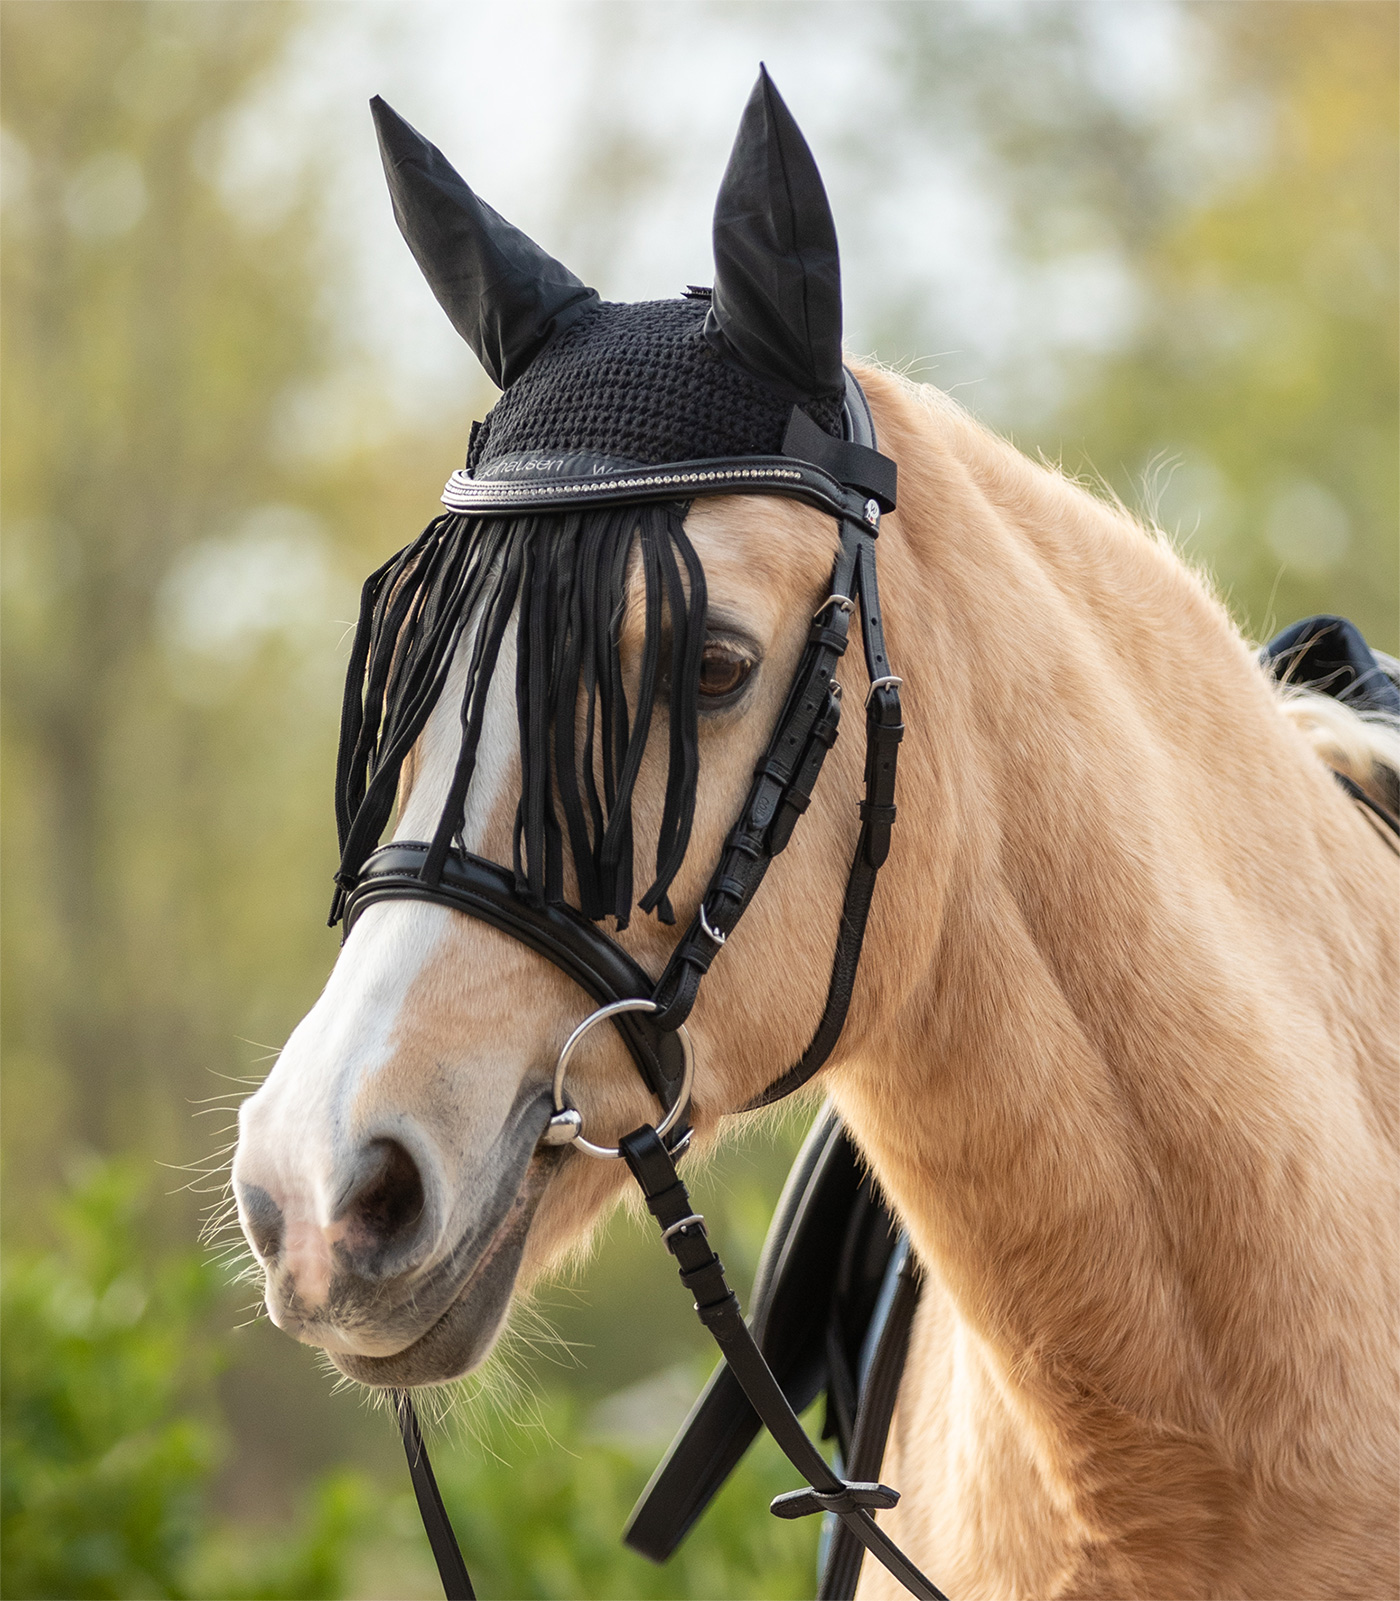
[{"left": 232, "top": 79, "right": 1399, "bottom": 1601}]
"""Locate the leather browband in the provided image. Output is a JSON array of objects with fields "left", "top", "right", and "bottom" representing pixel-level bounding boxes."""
[
  {"left": 441, "top": 454, "right": 882, "bottom": 526},
  {"left": 441, "top": 372, "right": 894, "bottom": 529}
]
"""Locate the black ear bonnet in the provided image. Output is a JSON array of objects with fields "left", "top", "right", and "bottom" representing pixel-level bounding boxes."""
[
  {"left": 335, "top": 70, "right": 880, "bottom": 934},
  {"left": 371, "top": 65, "right": 845, "bottom": 471},
  {"left": 466, "top": 298, "right": 843, "bottom": 477}
]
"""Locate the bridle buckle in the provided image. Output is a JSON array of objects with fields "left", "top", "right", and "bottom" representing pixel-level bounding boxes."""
[{"left": 865, "top": 674, "right": 902, "bottom": 708}]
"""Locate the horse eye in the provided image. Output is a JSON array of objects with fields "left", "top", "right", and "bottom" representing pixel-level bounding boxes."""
[{"left": 698, "top": 639, "right": 754, "bottom": 700}]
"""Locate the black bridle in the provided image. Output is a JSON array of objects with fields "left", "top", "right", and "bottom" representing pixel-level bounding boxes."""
[{"left": 335, "top": 371, "right": 947, "bottom": 1601}]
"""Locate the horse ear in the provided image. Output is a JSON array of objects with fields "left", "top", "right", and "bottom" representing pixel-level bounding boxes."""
[
  {"left": 704, "top": 67, "right": 843, "bottom": 403},
  {"left": 370, "top": 96, "right": 599, "bottom": 390}
]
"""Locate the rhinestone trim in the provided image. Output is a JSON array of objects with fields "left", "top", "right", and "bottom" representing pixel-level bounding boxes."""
[{"left": 441, "top": 462, "right": 815, "bottom": 510}]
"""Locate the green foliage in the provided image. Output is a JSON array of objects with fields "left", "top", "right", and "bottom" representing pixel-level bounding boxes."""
[
  {"left": 1, "top": 1162, "right": 221, "bottom": 1598},
  {"left": 0, "top": 1161, "right": 373, "bottom": 1600},
  {"left": 186, "top": 1472, "right": 374, "bottom": 1601},
  {"left": 0, "top": 1159, "right": 820, "bottom": 1601},
  {"left": 424, "top": 1390, "right": 819, "bottom": 1601}
]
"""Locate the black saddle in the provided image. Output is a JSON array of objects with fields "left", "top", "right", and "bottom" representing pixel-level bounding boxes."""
[{"left": 625, "top": 1107, "right": 920, "bottom": 1600}]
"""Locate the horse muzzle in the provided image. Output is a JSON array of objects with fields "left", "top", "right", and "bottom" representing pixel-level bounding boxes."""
[{"left": 234, "top": 1089, "right": 558, "bottom": 1384}]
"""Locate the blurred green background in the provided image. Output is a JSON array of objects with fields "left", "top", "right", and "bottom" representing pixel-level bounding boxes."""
[{"left": 2, "top": 4, "right": 1395, "bottom": 1597}]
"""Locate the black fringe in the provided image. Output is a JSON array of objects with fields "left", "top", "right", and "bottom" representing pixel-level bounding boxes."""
[{"left": 332, "top": 503, "right": 705, "bottom": 929}]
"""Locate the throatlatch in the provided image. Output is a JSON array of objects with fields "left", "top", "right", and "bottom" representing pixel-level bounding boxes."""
[{"left": 331, "top": 66, "right": 944, "bottom": 1601}]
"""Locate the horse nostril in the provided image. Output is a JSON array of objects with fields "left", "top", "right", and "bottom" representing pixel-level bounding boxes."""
[
  {"left": 236, "top": 1184, "right": 285, "bottom": 1262},
  {"left": 338, "top": 1139, "right": 426, "bottom": 1263}
]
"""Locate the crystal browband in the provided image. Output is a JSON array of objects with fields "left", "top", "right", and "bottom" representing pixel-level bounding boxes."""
[{"left": 440, "top": 456, "right": 879, "bottom": 527}]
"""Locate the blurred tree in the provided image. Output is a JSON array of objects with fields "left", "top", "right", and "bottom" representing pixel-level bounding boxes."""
[
  {"left": 1060, "top": 2, "right": 1398, "bottom": 651},
  {"left": 1, "top": 0, "right": 466, "bottom": 1203},
  {"left": 870, "top": 0, "right": 1397, "bottom": 648},
  {"left": 0, "top": 0, "right": 484, "bottom": 1559},
  {"left": 1, "top": 0, "right": 327, "bottom": 1180}
]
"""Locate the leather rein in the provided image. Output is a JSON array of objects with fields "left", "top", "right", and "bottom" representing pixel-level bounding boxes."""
[{"left": 335, "top": 372, "right": 948, "bottom": 1601}]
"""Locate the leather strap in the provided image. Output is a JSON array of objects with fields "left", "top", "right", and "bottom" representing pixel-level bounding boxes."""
[
  {"left": 745, "top": 526, "right": 904, "bottom": 1106},
  {"left": 648, "top": 521, "right": 862, "bottom": 1030},
  {"left": 619, "top": 1126, "right": 947, "bottom": 1601},
  {"left": 441, "top": 453, "right": 877, "bottom": 525},
  {"left": 623, "top": 1109, "right": 860, "bottom": 1561},
  {"left": 1334, "top": 771, "right": 1400, "bottom": 844},
  {"left": 783, "top": 404, "right": 897, "bottom": 511},
  {"left": 396, "top": 1392, "right": 475, "bottom": 1600}
]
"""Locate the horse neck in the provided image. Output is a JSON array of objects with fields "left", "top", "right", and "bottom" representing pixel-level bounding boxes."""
[{"left": 833, "top": 372, "right": 1398, "bottom": 1443}]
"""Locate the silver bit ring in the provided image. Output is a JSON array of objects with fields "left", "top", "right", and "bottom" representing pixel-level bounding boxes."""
[{"left": 544, "top": 999, "right": 695, "bottom": 1160}]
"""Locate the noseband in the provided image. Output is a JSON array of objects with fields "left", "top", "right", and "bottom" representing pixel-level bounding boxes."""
[{"left": 335, "top": 372, "right": 947, "bottom": 1601}]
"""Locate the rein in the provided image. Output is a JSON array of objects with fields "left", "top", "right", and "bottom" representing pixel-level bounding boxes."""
[{"left": 335, "top": 372, "right": 947, "bottom": 1601}]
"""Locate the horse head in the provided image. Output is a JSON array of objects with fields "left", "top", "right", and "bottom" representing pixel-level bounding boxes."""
[{"left": 231, "top": 70, "right": 905, "bottom": 1387}]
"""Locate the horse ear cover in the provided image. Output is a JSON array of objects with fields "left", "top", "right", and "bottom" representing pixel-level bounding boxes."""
[
  {"left": 370, "top": 95, "right": 600, "bottom": 389},
  {"left": 705, "top": 66, "right": 844, "bottom": 403}
]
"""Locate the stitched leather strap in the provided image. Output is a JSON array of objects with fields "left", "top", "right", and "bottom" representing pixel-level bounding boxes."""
[
  {"left": 342, "top": 842, "right": 687, "bottom": 1106},
  {"left": 818, "top": 1241, "right": 922, "bottom": 1600},
  {"left": 619, "top": 1125, "right": 946, "bottom": 1601},
  {"left": 623, "top": 1109, "right": 871, "bottom": 1562},
  {"left": 649, "top": 522, "right": 863, "bottom": 1030},
  {"left": 745, "top": 524, "right": 903, "bottom": 1106}
]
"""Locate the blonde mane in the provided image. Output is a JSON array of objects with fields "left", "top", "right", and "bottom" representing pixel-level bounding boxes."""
[{"left": 1277, "top": 690, "right": 1400, "bottom": 816}]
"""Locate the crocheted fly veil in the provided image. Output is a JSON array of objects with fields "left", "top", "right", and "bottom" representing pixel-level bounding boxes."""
[{"left": 333, "top": 71, "right": 847, "bottom": 930}]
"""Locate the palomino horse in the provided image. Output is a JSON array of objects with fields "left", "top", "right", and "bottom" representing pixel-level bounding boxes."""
[{"left": 233, "top": 85, "right": 1399, "bottom": 1601}]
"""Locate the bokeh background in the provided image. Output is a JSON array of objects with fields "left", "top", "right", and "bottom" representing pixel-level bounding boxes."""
[{"left": 2, "top": 4, "right": 1395, "bottom": 1597}]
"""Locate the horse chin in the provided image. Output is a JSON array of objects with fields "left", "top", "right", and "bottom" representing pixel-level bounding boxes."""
[{"left": 329, "top": 1143, "right": 556, "bottom": 1389}]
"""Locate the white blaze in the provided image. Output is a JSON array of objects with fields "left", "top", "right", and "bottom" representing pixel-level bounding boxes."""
[{"left": 235, "top": 616, "right": 520, "bottom": 1304}]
